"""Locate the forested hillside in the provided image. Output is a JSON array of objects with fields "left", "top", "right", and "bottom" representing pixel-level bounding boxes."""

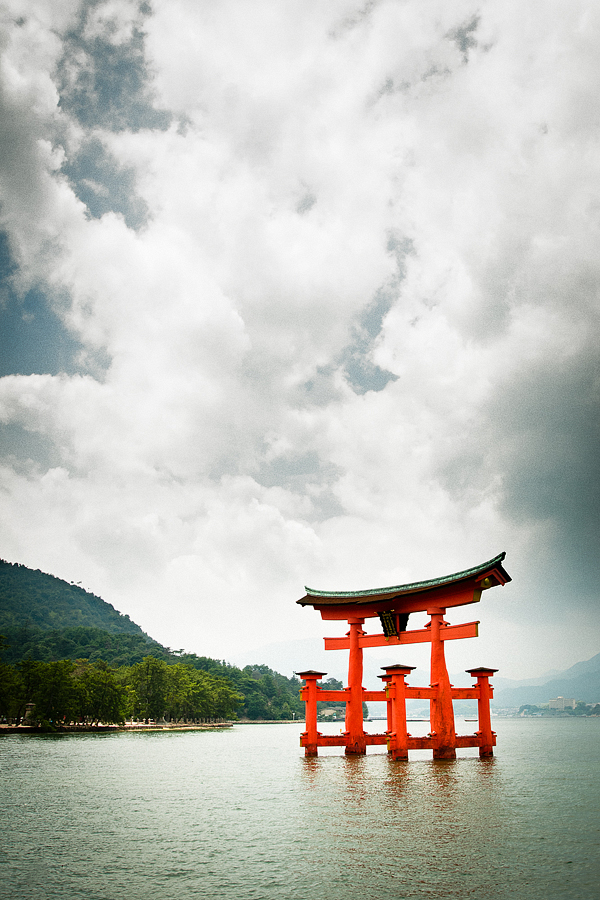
[
  {"left": 0, "top": 560, "right": 309, "bottom": 721},
  {"left": 0, "top": 626, "right": 171, "bottom": 667},
  {"left": 0, "top": 560, "right": 144, "bottom": 635}
]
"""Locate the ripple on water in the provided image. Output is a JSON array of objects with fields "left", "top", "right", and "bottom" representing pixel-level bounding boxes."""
[{"left": 0, "top": 719, "right": 599, "bottom": 899}]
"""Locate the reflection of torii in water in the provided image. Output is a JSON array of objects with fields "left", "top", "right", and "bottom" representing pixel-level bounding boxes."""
[{"left": 296, "top": 552, "right": 511, "bottom": 759}]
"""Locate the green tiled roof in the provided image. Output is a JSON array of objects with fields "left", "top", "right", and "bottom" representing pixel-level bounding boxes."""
[{"left": 303, "top": 552, "right": 509, "bottom": 600}]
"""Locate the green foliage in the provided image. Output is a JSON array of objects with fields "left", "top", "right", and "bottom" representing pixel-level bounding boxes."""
[
  {"left": 163, "top": 664, "right": 242, "bottom": 721},
  {"left": 0, "top": 559, "right": 305, "bottom": 723},
  {"left": 0, "top": 626, "right": 171, "bottom": 666},
  {"left": 0, "top": 634, "right": 304, "bottom": 723},
  {"left": 237, "top": 664, "right": 304, "bottom": 720},
  {"left": 0, "top": 659, "right": 23, "bottom": 720},
  {"left": 0, "top": 656, "right": 242, "bottom": 725},
  {"left": 28, "top": 659, "right": 79, "bottom": 725},
  {"left": 73, "top": 660, "right": 128, "bottom": 724},
  {"left": 0, "top": 559, "right": 144, "bottom": 635},
  {"left": 1, "top": 658, "right": 128, "bottom": 725},
  {"left": 176, "top": 656, "right": 305, "bottom": 720},
  {"left": 128, "top": 657, "right": 170, "bottom": 720},
  {"left": 572, "top": 701, "right": 589, "bottom": 716}
]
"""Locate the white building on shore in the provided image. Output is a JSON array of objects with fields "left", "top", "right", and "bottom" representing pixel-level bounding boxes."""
[{"left": 548, "top": 697, "right": 576, "bottom": 710}]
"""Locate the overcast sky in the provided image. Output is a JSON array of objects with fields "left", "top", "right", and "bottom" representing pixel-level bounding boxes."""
[{"left": 0, "top": 0, "right": 598, "bottom": 681}]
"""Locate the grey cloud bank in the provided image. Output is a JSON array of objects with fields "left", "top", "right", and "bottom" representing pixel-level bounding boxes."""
[{"left": 0, "top": 0, "right": 598, "bottom": 679}]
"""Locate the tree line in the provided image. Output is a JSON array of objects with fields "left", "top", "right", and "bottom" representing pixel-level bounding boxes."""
[
  {"left": 0, "top": 638, "right": 321, "bottom": 726},
  {"left": 0, "top": 655, "right": 243, "bottom": 728},
  {"left": 0, "top": 629, "right": 366, "bottom": 727},
  {"left": 0, "top": 560, "right": 357, "bottom": 726}
]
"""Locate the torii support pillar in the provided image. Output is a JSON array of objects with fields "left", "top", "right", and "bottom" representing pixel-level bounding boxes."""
[
  {"left": 467, "top": 667, "right": 498, "bottom": 758},
  {"left": 379, "top": 664, "right": 415, "bottom": 760},
  {"left": 297, "top": 670, "right": 326, "bottom": 757}
]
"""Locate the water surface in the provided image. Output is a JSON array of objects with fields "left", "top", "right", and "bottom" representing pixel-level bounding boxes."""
[{"left": 1, "top": 718, "right": 598, "bottom": 899}]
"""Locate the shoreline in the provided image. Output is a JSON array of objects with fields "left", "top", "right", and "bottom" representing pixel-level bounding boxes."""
[{"left": 0, "top": 722, "right": 234, "bottom": 734}]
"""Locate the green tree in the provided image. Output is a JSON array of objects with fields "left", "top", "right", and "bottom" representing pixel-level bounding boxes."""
[
  {"left": 31, "top": 660, "right": 78, "bottom": 724},
  {"left": 518, "top": 705, "right": 542, "bottom": 716},
  {"left": 129, "top": 656, "right": 169, "bottom": 720},
  {"left": 206, "top": 672, "right": 243, "bottom": 720},
  {"left": 0, "top": 661, "right": 21, "bottom": 721},
  {"left": 14, "top": 658, "right": 40, "bottom": 722},
  {"left": 164, "top": 663, "right": 196, "bottom": 720},
  {"left": 569, "top": 701, "right": 590, "bottom": 717},
  {"left": 72, "top": 660, "right": 128, "bottom": 724},
  {"left": 246, "top": 693, "right": 270, "bottom": 719},
  {"left": 261, "top": 673, "right": 277, "bottom": 698}
]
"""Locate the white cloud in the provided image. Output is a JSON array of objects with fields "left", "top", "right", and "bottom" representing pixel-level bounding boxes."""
[
  {"left": 82, "top": 0, "right": 141, "bottom": 46},
  {"left": 0, "top": 0, "right": 598, "bottom": 677}
]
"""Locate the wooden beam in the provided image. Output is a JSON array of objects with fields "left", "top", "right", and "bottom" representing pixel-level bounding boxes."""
[
  {"left": 324, "top": 620, "right": 479, "bottom": 651},
  {"left": 314, "top": 689, "right": 347, "bottom": 702},
  {"left": 450, "top": 688, "right": 480, "bottom": 700},
  {"left": 362, "top": 690, "right": 387, "bottom": 702}
]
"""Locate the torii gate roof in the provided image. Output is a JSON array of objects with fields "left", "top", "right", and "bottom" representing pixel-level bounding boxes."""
[{"left": 297, "top": 552, "right": 510, "bottom": 619}]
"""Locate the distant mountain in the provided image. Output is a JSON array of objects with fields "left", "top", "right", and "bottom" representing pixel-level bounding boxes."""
[
  {"left": 492, "top": 651, "right": 600, "bottom": 707},
  {"left": 0, "top": 559, "right": 144, "bottom": 635},
  {"left": 492, "top": 670, "right": 563, "bottom": 690}
]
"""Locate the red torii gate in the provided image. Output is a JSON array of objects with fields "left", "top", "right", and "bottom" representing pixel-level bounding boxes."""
[{"left": 296, "top": 552, "right": 510, "bottom": 759}]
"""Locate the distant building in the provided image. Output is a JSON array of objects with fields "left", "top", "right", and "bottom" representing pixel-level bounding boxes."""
[
  {"left": 318, "top": 708, "right": 339, "bottom": 720},
  {"left": 548, "top": 697, "right": 576, "bottom": 710}
]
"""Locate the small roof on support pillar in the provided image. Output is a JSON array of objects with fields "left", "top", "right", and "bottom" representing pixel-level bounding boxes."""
[
  {"left": 297, "top": 552, "right": 511, "bottom": 620},
  {"left": 295, "top": 670, "right": 327, "bottom": 679},
  {"left": 466, "top": 667, "right": 499, "bottom": 675}
]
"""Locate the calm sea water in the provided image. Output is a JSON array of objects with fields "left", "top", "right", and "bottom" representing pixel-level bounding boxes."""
[{"left": 1, "top": 718, "right": 598, "bottom": 900}]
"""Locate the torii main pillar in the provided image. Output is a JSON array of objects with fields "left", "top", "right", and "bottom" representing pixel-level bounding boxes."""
[
  {"left": 297, "top": 553, "right": 510, "bottom": 759},
  {"left": 428, "top": 608, "right": 456, "bottom": 758},
  {"left": 345, "top": 617, "right": 367, "bottom": 754}
]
